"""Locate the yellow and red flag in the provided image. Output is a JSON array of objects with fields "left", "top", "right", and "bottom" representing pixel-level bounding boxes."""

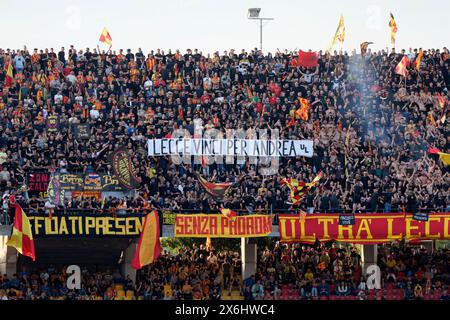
[
  {"left": 281, "top": 177, "right": 306, "bottom": 205},
  {"left": 327, "top": 15, "right": 345, "bottom": 52},
  {"left": 247, "top": 86, "right": 254, "bottom": 102},
  {"left": 428, "top": 147, "right": 450, "bottom": 166},
  {"left": 427, "top": 112, "right": 436, "bottom": 126},
  {"left": 198, "top": 175, "right": 232, "bottom": 197},
  {"left": 318, "top": 261, "right": 327, "bottom": 271},
  {"left": 360, "top": 42, "right": 373, "bottom": 57},
  {"left": 299, "top": 210, "right": 307, "bottom": 222},
  {"left": 178, "top": 105, "right": 184, "bottom": 121},
  {"left": 295, "top": 98, "right": 310, "bottom": 121},
  {"left": 287, "top": 116, "right": 296, "bottom": 128},
  {"left": 437, "top": 93, "right": 447, "bottom": 124},
  {"left": 415, "top": 49, "right": 423, "bottom": 71},
  {"left": 99, "top": 27, "right": 113, "bottom": 46},
  {"left": 281, "top": 172, "right": 323, "bottom": 206},
  {"left": 219, "top": 208, "right": 237, "bottom": 221},
  {"left": 437, "top": 93, "right": 446, "bottom": 109},
  {"left": 395, "top": 56, "right": 410, "bottom": 77},
  {"left": 389, "top": 13, "right": 398, "bottom": 45},
  {"left": 7, "top": 204, "right": 35, "bottom": 261},
  {"left": 131, "top": 210, "right": 162, "bottom": 269},
  {"left": 4, "top": 62, "right": 14, "bottom": 88},
  {"left": 306, "top": 171, "right": 323, "bottom": 188},
  {"left": 206, "top": 237, "right": 212, "bottom": 249}
]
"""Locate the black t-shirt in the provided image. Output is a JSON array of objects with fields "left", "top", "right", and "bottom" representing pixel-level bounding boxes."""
[
  {"left": 320, "top": 196, "right": 330, "bottom": 211},
  {"left": 407, "top": 194, "right": 417, "bottom": 212},
  {"left": 222, "top": 262, "right": 231, "bottom": 275},
  {"left": 58, "top": 51, "right": 65, "bottom": 63}
]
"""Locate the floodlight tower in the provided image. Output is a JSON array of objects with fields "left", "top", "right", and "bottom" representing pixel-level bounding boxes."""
[{"left": 247, "top": 8, "right": 274, "bottom": 51}]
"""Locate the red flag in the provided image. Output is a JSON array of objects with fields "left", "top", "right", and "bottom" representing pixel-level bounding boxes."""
[
  {"left": 395, "top": 56, "right": 410, "bottom": 77},
  {"left": 297, "top": 50, "right": 318, "bottom": 68},
  {"left": 428, "top": 147, "right": 441, "bottom": 154},
  {"left": 131, "top": 210, "right": 162, "bottom": 269},
  {"left": 290, "top": 59, "right": 299, "bottom": 67},
  {"left": 201, "top": 155, "right": 208, "bottom": 168},
  {"left": 178, "top": 105, "right": 184, "bottom": 121}
]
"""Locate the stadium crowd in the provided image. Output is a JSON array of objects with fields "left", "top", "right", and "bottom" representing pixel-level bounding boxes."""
[
  {"left": 251, "top": 242, "right": 450, "bottom": 300},
  {"left": 1, "top": 242, "right": 449, "bottom": 300},
  {"left": 0, "top": 46, "right": 449, "bottom": 218}
]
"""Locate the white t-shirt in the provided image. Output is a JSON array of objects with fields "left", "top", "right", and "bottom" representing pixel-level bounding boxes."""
[
  {"left": 203, "top": 77, "right": 212, "bottom": 89},
  {"left": 54, "top": 94, "right": 63, "bottom": 104},
  {"left": 407, "top": 53, "right": 416, "bottom": 61},
  {"left": 40, "top": 272, "right": 50, "bottom": 281},
  {"left": 44, "top": 201, "right": 55, "bottom": 210},
  {"left": 144, "top": 80, "right": 153, "bottom": 89},
  {"left": 304, "top": 73, "right": 313, "bottom": 83},
  {"left": 90, "top": 109, "right": 100, "bottom": 119},
  {"left": 66, "top": 74, "right": 77, "bottom": 84},
  {"left": 75, "top": 95, "right": 84, "bottom": 106},
  {"left": 0, "top": 151, "right": 7, "bottom": 164}
]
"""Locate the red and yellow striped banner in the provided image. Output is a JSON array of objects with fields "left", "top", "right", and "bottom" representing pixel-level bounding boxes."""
[
  {"left": 279, "top": 213, "right": 450, "bottom": 244},
  {"left": 175, "top": 214, "right": 272, "bottom": 238}
]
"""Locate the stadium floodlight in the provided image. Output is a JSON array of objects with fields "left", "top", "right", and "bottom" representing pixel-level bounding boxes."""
[
  {"left": 247, "top": 8, "right": 261, "bottom": 18},
  {"left": 247, "top": 8, "right": 274, "bottom": 51}
]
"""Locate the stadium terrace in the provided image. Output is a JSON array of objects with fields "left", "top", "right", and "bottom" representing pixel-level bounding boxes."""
[{"left": 0, "top": 44, "right": 449, "bottom": 303}]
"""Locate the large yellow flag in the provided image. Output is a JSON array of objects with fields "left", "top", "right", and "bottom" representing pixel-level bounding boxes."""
[
  {"left": 439, "top": 153, "right": 450, "bottom": 166},
  {"left": 327, "top": 15, "right": 345, "bottom": 52}
]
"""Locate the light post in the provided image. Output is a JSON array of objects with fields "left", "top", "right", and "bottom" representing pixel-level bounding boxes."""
[{"left": 247, "top": 8, "right": 274, "bottom": 51}]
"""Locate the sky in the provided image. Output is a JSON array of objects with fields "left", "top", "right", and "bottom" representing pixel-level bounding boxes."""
[{"left": 0, "top": 0, "right": 448, "bottom": 54}]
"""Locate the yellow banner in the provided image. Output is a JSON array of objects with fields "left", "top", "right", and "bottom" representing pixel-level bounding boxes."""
[
  {"left": 28, "top": 214, "right": 145, "bottom": 237},
  {"left": 175, "top": 214, "right": 273, "bottom": 238}
]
